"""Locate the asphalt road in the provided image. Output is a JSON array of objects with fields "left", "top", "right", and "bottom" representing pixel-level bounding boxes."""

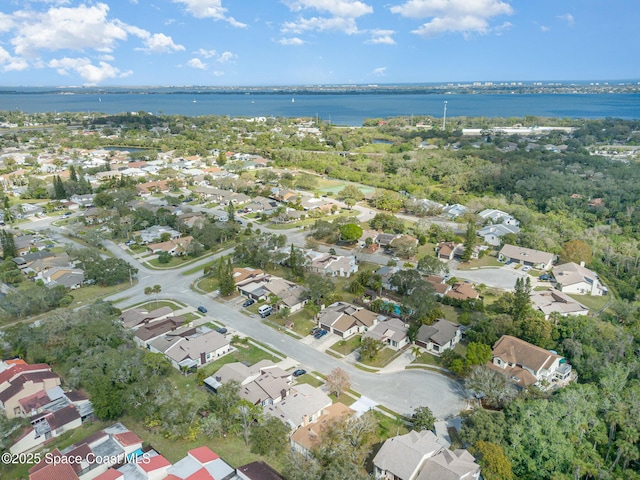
[{"left": 18, "top": 215, "right": 470, "bottom": 419}]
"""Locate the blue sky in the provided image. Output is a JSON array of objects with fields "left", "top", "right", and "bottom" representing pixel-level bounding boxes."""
[{"left": 0, "top": 0, "right": 638, "bottom": 86}]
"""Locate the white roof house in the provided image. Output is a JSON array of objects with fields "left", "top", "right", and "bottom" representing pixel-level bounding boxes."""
[
  {"left": 478, "top": 208, "right": 520, "bottom": 227},
  {"left": 552, "top": 262, "right": 607, "bottom": 296}
]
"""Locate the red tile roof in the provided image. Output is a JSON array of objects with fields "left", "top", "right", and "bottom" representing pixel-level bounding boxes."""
[
  {"left": 29, "top": 462, "right": 79, "bottom": 480},
  {"left": 114, "top": 431, "right": 142, "bottom": 447},
  {"left": 0, "top": 363, "right": 51, "bottom": 385},
  {"left": 138, "top": 454, "right": 171, "bottom": 472},
  {"left": 93, "top": 468, "right": 123, "bottom": 480},
  {"left": 188, "top": 446, "right": 219, "bottom": 464},
  {"left": 185, "top": 467, "right": 214, "bottom": 480}
]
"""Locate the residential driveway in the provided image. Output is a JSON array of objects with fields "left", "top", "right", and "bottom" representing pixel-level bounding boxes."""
[{"left": 449, "top": 262, "right": 528, "bottom": 291}]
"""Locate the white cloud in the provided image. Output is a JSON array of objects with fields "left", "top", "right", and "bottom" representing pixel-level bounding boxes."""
[
  {"left": 281, "top": 0, "right": 372, "bottom": 35},
  {"left": 283, "top": 0, "right": 373, "bottom": 18},
  {"left": 278, "top": 37, "right": 306, "bottom": 45},
  {"left": 557, "top": 13, "right": 574, "bottom": 26},
  {"left": 371, "top": 66, "right": 387, "bottom": 76},
  {"left": 217, "top": 51, "right": 236, "bottom": 63},
  {"left": 367, "top": 29, "right": 396, "bottom": 44},
  {"left": 540, "top": 25, "right": 549, "bottom": 32},
  {"left": 137, "top": 33, "right": 185, "bottom": 53},
  {"left": 11, "top": 3, "right": 129, "bottom": 56},
  {"left": 196, "top": 48, "right": 217, "bottom": 58},
  {"left": 48, "top": 56, "right": 132, "bottom": 84},
  {"left": 391, "top": 0, "right": 513, "bottom": 37},
  {"left": 173, "top": 0, "right": 247, "bottom": 27},
  {"left": 212, "top": 70, "right": 225, "bottom": 76},
  {"left": 187, "top": 57, "right": 207, "bottom": 69},
  {"left": 282, "top": 16, "right": 359, "bottom": 34},
  {"left": 0, "top": 46, "right": 29, "bottom": 71}
]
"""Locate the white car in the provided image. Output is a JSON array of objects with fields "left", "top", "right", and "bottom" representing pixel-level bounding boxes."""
[{"left": 522, "top": 266, "right": 531, "bottom": 272}]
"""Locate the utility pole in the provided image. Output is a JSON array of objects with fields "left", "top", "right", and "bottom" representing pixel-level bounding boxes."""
[{"left": 442, "top": 101, "right": 448, "bottom": 130}]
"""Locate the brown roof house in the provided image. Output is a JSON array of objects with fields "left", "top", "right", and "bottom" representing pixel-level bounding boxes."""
[
  {"left": 373, "top": 430, "right": 481, "bottom": 480},
  {"left": 489, "top": 335, "right": 572, "bottom": 389},
  {"left": 317, "top": 302, "right": 384, "bottom": 338},
  {"left": 290, "top": 402, "right": 354, "bottom": 457},
  {"left": 499, "top": 244, "right": 555, "bottom": 270},
  {"left": 445, "top": 283, "right": 479, "bottom": 301}
]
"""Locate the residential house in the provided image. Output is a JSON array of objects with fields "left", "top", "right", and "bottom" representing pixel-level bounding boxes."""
[
  {"left": 441, "top": 204, "right": 468, "bottom": 219},
  {"left": 376, "top": 233, "right": 402, "bottom": 249},
  {"left": 362, "top": 318, "right": 410, "bottom": 351},
  {"left": 0, "top": 362, "right": 61, "bottom": 419},
  {"left": 375, "top": 265, "right": 400, "bottom": 291},
  {"left": 135, "top": 179, "right": 171, "bottom": 197},
  {"left": 307, "top": 252, "right": 358, "bottom": 278},
  {"left": 119, "top": 306, "right": 174, "bottom": 329},
  {"left": 137, "top": 226, "right": 181, "bottom": 244},
  {"left": 317, "top": 302, "right": 384, "bottom": 338},
  {"left": 373, "top": 430, "right": 481, "bottom": 480},
  {"left": 552, "top": 262, "right": 606, "bottom": 296},
  {"left": 150, "top": 327, "right": 231, "bottom": 371},
  {"left": 530, "top": 289, "right": 590, "bottom": 319},
  {"left": 478, "top": 208, "right": 520, "bottom": 227},
  {"left": 28, "top": 423, "right": 143, "bottom": 480},
  {"left": 236, "top": 461, "right": 284, "bottom": 480},
  {"left": 499, "top": 244, "right": 555, "bottom": 270},
  {"left": 10, "top": 404, "right": 82, "bottom": 454},
  {"left": 415, "top": 319, "right": 463, "bottom": 355},
  {"left": 426, "top": 275, "right": 451, "bottom": 297},
  {"left": 41, "top": 266, "right": 85, "bottom": 289},
  {"left": 146, "top": 236, "right": 194, "bottom": 256},
  {"left": 236, "top": 274, "right": 308, "bottom": 314},
  {"left": 489, "top": 335, "right": 572, "bottom": 388},
  {"left": 445, "top": 283, "right": 480, "bottom": 302},
  {"left": 165, "top": 446, "right": 235, "bottom": 480},
  {"left": 436, "top": 242, "right": 462, "bottom": 261},
  {"left": 263, "top": 384, "right": 332, "bottom": 432},
  {"left": 290, "top": 402, "right": 354, "bottom": 457},
  {"left": 477, "top": 223, "right": 519, "bottom": 246},
  {"left": 69, "top": 194, "right": 95, "bottom": 208},
  {"left": 94, "top": 452, "right": 171, "bottom": 480},
  {"left": 133, "top": 316, "right": 187, "bottom": 347}
]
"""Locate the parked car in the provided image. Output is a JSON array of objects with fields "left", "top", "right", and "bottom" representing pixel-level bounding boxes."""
[
  {"left": 522, "top": 266, "right": 531, "bottom": 272},
  {"left": 539, "top": 274, "right": 551, "bottom": 281},
  {"left": 314, "top": 329, "right": 328, "bottom": 339},
  {"left": 292, "top": 369, "right": 307, "bottom": 377},
  {"left": 216, "top": 327, "right": 228, "bottom": 334},
  {"left": 197, "top": 306, "right": 208, "bottom": 313},
  {"left": 242, "top": 298, "right": 255, "bottom": 308},
  {"left": 310, "top": 327, "right": 321, "bottom": 336}
]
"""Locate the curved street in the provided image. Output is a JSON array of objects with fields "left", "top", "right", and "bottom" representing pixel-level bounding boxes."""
[{"left": 21, "top": 215, "right": 470, "bottom": 420}]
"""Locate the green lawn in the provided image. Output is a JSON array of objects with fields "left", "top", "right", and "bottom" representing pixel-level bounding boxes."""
[
  {"left": 135, "top": 300, "right": 183, "bottom": 311},
  {"left": 121, "top": 416, "right": 287, "bottom": 473},
  {"left": 197, "top": 342, "right": 280, "bottom": 379},
  {"left": 331, "top": 335, "right": 362, "bottom": 355},
  {"left": 456, "top": 255, "right": 502, "bottom": 270},
  {"left": 268, "top": 310, "right": 316, "bottom": 337},
  {"left": 359, "top": 347, "right": 399, "bottom": 368},
  {"left": 567, "top": 293, "right": 611, "bottom": 312},
  {"left": 67, "top": 282, "right": 135, "bottom": 307},
  {"left": 293, "top": 374, "right": 324, "bottom": 388}
]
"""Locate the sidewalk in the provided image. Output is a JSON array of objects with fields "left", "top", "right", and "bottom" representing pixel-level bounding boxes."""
[{"left": 377, "top": 350, "right": 416, "bottom": 374}]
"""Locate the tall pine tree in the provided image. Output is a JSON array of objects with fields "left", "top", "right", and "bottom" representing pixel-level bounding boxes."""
[{"left": 217, "top": 256, "right": 235, "bottom": 296}]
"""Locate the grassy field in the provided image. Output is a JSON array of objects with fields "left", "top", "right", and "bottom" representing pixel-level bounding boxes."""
[
  {"left": 331, "top": 335, "right": 362, "bottom": 356},
  {"left": 67, "top": 282, "right": 135, "bottom": 308},
  {"left": 359, "top": 347, "right": 399, "bottom": 368},
  {"left": 456, "top": 255, "right": 502, "bottom": 270},
  {"left": 567, "top": 293, "right": 611, "bottom": 312},
  {"left": 197, "top": 342, "right": 280, "bottom": 379}
]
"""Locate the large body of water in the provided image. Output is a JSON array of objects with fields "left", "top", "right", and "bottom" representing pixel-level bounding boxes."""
[{"left": 1, "top": 89, "right": 639, "bottom": 126}]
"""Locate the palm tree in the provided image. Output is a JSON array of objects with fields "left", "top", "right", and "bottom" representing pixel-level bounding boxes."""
[{"left": 411, "top": 345, "right": 422, "bottom": 361}]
